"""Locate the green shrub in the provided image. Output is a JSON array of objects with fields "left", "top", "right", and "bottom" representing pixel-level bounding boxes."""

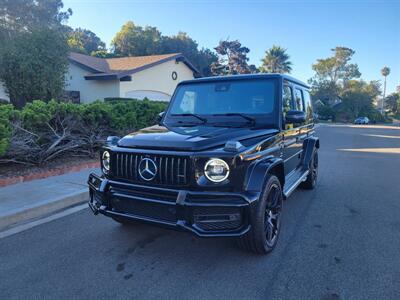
[
  {"left": 0, "top": 99, "right": 168, "bottom": 164},
  {"left": 0, "top": 104, "right": 17, "bottom": 156}
]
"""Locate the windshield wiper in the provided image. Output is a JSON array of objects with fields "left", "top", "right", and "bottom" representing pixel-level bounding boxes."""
[
  {"left": 211, "top": 113, "right": 256, "bottom": 125},
  {"left": 171, "top": 113, "right": 207, "bottom": 123}
]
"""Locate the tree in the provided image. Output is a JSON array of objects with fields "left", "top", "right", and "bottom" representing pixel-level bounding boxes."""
[
  {"left": 381, "top": 66, "right": 390, "bottom": 97},
  {"left": 160, "top": 32, "right": 217, "bottom": 76},
  {"left": 111, "top": 23, "right": 217, "bottom": 76},
  {"left": 309, "top": 47, "right": 361, "bottom": 105},
  {"left": 0, "top": 0, "right": 72, "bottom": 40},
  {"left": 260, "top": 45, "right": 292, "bottom": 73},
  {"left": 67, "top": 27, "right": 105, "bottom": 55},
  {"left": 337, "top": 80, "right": 381, "bottom": 122},
  {"left": 211, "top": 40, "right": 254, "bottom": 75},
  {"left": 0, "top": 27, "right": 69, "bottom": 108},
  {"left": 111, "top": 21, "right": 162, "bottom": 56},
  {"left": 385, "top": 92, "right": 400, "bottom": 114},
  {"left": 91, "top": 50, "right": 116, "bottom": 58},
  {"left": 0, "top": 0, "right": 72, "bottom": 108},
  {"left": 196, "top": 48, "right": 218, "bottom": 76}
]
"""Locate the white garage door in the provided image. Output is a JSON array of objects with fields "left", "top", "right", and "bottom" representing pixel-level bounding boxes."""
[{"left": 125, "top": 90, "right": 171, "bottom": 102}]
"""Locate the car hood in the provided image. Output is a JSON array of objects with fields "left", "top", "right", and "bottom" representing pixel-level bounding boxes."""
[{"left": 117, "top": 125, "right": 278, "bottom": 151}]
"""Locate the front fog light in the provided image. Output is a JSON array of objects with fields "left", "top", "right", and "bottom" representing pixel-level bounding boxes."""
[
  {"left": 204, "top": 158, "right": 230, "bottom": 182},
  {"left": 102, "top": 151, "right": 110, "bottom": 173}
]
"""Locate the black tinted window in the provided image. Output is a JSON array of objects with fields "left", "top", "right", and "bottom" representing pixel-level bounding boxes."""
[
  {"left": 282, "top": 85, "right": 292, "bottom": 115},
  {"left": 169, "top": 79, "right": 276, "bottom": 115},
  {"left": 294, "top": 88, "right": 304, "bottom": 111},
  {"left": 303, "top": 90, "right": 313, "bottom": 121}
]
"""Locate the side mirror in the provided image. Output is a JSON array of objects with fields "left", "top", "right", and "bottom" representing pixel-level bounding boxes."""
[
  {"left": 157, "top": 111, "right": 165, "bottom": 126},
  {"left": 106, "top": 136, "right": 120, "bottom": 146},
  {"left": 285, "top": 110, "right": 306, "bottom": 124}
]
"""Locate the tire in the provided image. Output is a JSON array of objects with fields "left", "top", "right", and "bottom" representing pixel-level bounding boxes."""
[
  {"left": 300, "top": 150, "right": 318, "bottom": 189},
  {"left": 237, "top": 175, "right": 283, "bottom": 254}
]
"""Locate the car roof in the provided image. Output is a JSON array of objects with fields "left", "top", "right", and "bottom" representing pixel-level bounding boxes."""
[{"left": 179, "top": 73, "right": 310, "bottom": 89}]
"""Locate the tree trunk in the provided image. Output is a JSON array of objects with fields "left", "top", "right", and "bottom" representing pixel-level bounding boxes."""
[{"left": 382, "top": 76, "right": 387, "bottom": 112}]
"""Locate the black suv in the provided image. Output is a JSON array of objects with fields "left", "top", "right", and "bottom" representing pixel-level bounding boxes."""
[{"left": 88, "top": 74, "right": 319, "bottom": 254}]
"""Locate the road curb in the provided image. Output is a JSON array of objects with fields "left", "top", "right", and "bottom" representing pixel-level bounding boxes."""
[
  {"left": 0, "top": 162, "right": 100, "bottom": 188},
  {"left": 0, "top": 190, "right": 88, "bottom": 233}
]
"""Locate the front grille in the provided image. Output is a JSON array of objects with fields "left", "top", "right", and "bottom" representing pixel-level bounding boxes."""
[{"left": 111, "top": 152, "right": 190, "bottom": 186}]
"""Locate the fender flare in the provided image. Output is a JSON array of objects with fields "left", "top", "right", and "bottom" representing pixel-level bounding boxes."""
[
  {"left": 244, "top": 157, "right": 284, "bottom": 193},
  {"left": 300, "top": 136, "right": 319, "bottom": 170}
]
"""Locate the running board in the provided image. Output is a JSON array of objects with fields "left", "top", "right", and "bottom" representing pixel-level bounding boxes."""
[{"left": 283, "top": 169, "right": 309, "bottom": 198}]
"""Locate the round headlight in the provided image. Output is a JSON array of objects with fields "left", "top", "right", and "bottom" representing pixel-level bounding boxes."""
[
  {"left": 204, "top": 158, "right": 230, "bottom": 182},
  {"left": 102, "top": 151, "right": 110, "bottom": 173}
]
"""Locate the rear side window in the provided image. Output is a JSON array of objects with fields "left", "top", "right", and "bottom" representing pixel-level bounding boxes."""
[
  {"left": 294, "top": 88, "right": 304, "bottom": 111},
  {"left": 282, "top": 85, "right": 292, "bottom": 115},
  {"left": 303, "top": 90, "right": 313, "bottom": 121}
]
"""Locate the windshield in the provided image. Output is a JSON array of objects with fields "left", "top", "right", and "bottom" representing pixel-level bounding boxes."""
[{"left": 166, "top": 78, "right": 277, "bottom": 126}]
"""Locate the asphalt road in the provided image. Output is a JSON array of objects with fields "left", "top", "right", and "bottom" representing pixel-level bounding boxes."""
[{"left": 1, "top": 124, "right": 400, "bottom": 300}]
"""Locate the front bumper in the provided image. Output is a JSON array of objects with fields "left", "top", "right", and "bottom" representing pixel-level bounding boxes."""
[{"left": 88, "top": 173, "right": 260, "bottom": 237}]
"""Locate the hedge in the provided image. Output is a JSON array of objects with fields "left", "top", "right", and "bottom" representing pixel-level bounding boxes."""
[{"left": 0, "top": 99, "right": 167, "bottom": 164}]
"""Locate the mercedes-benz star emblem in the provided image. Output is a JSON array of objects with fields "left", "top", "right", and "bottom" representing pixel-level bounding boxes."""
[{"left": 138, "top": 158, "right": 157, "bottom": 181}]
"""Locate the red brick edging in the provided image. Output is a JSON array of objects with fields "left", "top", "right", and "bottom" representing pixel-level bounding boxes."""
[{"left": 0, "top": 161, "right": 100, "bottom": 188}]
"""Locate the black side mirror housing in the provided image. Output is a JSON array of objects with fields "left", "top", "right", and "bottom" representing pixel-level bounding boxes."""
[
  {"left": 158, "top": 111, "right": 165, "bottom": 126},
  {"left": 106, "top": 136, "right": 120, "bottom": 146},
  {"left": 285, "top": 110, "right": 306, "bottom": 124}
]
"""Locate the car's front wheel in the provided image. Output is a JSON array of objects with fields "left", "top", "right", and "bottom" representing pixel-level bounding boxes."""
[
  {"left": 237, "top": 174, "right": 283, "bottom": 254},
  {"left": 300, "top": 150, "right": 318, "bottom": 189}
]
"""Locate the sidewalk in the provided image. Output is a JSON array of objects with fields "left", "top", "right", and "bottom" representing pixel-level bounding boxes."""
[{"left": 0, "top": 168, "right": 99, "bottom": 232}]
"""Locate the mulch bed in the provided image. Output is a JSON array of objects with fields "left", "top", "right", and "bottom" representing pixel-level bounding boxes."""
[{"left": 0, "top": 155, "right": 100, "bottom": 187}]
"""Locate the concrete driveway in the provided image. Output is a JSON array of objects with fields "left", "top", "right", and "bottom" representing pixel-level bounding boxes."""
[{"left": 0, "top": 124, "right": 399, "bottom": 299}]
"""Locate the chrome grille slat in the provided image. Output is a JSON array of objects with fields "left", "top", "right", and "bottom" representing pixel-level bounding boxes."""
[
  {"left": 113, "top": 152, "right": 189, "bottom": 186},
  {"left": 129, "top": 154, "right": 133, "bottom": 179},
  {"left": 134, "top": 155, "right": 138, "bottom": 180},
  {"left": 171, "top": 158, "right": 175, "bottom": 184},
  {"left": 165, "top": 157, "right": 168, "bottom": 182},
  {"left": 177, "top": 158, "right": 181, "bottom": 184},
  {"left": 124, "top": 154, "right": 128, "bottom": 179},
  {"left": 159, "top": 157, "right": 163, "bottom": 181}
]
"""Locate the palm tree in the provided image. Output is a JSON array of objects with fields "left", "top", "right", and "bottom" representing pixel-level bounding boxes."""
[
  {"left": 381, "top": 66, "right": 390, "bottom": 98},
  {"left": 260, "top": 45, "right": 292, "bottom": 74},
  {"left": 381, "top": 66, "right": 390, "bottom": 112}
]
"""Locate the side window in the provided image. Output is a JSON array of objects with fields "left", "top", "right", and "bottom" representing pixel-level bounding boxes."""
[
  {"left": 294, "top": 88, "right": 304, "bottom": 111},
  {"left": 303, "top": 90, "right": 313, "bottom": 122},
  {"left": 282, "top": 85, "right": 293, "bottom": 115}
]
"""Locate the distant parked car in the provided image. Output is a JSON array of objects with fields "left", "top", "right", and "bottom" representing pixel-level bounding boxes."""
[{"left": 354, "top": 117, "right": 369, "bottom": 124}]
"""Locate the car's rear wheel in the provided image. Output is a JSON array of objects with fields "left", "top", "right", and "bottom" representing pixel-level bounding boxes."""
[
  {"left": 300, "top": 150, "right": 318, "bottom": 189},
  {"left": 237, "top": 175, "right": 283, "bottom": 254}
]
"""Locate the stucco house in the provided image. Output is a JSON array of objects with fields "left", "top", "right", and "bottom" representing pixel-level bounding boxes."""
[
  {"left": 66, "top": 52, "right": 198, "bottom": 103},
  {"left": 0, "top": 52, "right": 198, "bottom": 103}
]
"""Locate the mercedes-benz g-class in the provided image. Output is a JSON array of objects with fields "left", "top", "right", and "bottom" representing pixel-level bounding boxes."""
[{"left": 88, "top": 74, "right": 319, "bottom": 254}]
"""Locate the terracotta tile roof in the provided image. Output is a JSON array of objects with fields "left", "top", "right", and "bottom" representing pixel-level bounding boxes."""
[{"left": 68, "top": 52, "right": 197, "bottom": 78}]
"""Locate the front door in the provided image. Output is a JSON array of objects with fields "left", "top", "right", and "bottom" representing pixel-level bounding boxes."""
[{"left": 282, "top": 85, "right": 303, "bottom": 175}]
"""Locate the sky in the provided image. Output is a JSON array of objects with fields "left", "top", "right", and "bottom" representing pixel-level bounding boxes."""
[{"left": 63, "top": 0, "right": 400, "bottom": 94}]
